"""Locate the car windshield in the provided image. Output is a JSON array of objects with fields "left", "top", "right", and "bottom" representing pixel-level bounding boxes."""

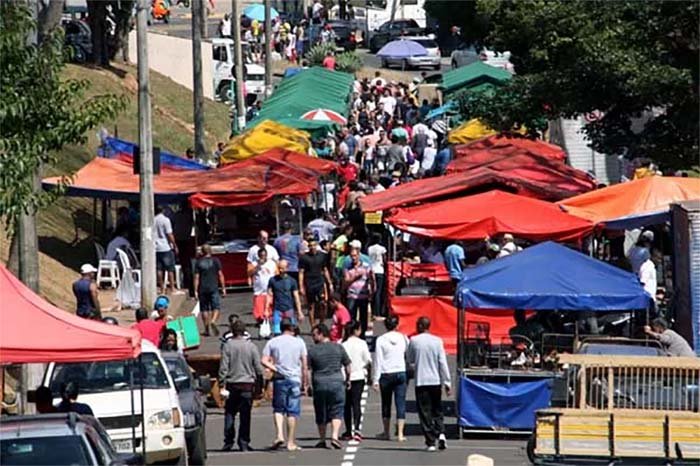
[
  {"left": 49, "top": 353, "right": 170, "bottom": 394},
  {"left": 1, "top": 435, "right": 90, "bottom": 465},
  {"left": 164, "top": 356, "right": 192, "bottom": 392},
  {"left": 411, "top": 39, "right": 437, "bottom": 49}
]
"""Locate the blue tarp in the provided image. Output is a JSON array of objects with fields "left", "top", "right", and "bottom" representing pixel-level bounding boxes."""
[
  {"left": 98, "top": 137, "right": 210, "bottom": 171},
  {"left": 459, "top": 376, "right": 552, "bottom": 429},
  {"left": 425, "top": 101, "right": 458, "bottom": 120},
  {"left": 455, "top": 242, "right": 652, "bottom": 311}
]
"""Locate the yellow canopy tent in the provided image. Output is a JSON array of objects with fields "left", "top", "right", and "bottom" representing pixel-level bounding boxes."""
[
  {"left": 447, "top": 119, "right": 497, "bottom": 145},
  {"left": 220, "top": 120, "right": 312, "bottom": 164}
]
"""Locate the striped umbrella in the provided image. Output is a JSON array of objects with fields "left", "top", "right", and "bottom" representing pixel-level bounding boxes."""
[{"left": 300, "top": 108, "right": 347, "bottom": 125}]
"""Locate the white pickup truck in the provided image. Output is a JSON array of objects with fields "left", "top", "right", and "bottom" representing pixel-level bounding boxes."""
[
  {"left": 212, "top": 38, "right": 265, "bottom": 103},
  {"left": 43, "top": 340, "right": 186, "bottom": 464}
]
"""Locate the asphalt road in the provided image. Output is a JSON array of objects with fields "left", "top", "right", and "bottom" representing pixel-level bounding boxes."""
[
  {"left": 188, "top": 291, "right": 529, "bottom": 466},
  {"left": 148, "top": 5, "right": 452, "bottom": 79}
]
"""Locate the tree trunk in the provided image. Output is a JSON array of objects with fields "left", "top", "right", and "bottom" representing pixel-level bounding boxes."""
[
  {"left": 37, "top": 0, "right": 65, "bottom": 43},
  {"left": 87, "top": 0, "right": 109, "bottom": 66},
  {"left": 110, "top": 1, "right": 135, "bottom": 63}
]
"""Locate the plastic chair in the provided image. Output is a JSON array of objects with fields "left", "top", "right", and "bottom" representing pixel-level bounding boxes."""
[
  {"left": 94, "top": 242, "right": 119, "bottom": 288},
  {"left": 116, "top": 248, "right": 141, "bottom": 287}
]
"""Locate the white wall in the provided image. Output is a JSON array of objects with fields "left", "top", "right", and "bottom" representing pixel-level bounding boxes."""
[
  {"left": 128, "top": 30, "right": 215, "bottom": 99},
  {"left": 560, "top": 116, "right": 621, "bottom": 185}
]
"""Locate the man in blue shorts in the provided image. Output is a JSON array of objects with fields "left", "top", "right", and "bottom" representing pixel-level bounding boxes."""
[
  {"left": 261, "top": 318, "right": 308, "bottom": 451},
  {"left": 266, "top": 259, "right": 303, "bottom": 335}
]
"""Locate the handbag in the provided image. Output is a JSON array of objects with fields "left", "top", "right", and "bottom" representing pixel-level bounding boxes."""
[{"left": 259, "top": 319, "right": 272, "bottom": 339}]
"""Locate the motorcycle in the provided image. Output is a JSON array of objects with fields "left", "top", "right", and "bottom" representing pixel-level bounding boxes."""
[{"left": 151, "top": 0, "right": 170, "bottom": 23}]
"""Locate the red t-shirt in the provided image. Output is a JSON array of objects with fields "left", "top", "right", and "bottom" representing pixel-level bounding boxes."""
[
  {"left": 322, "top": 56, "right": 336, "bottom": 70},
  {"left": 330, "top": 304, "right": 352, "bottom": 342},
  {"left": 132, "top": 319, "right": 165, "bottom": 346},
  {"left": 339, "top": 163, "right": 358, "bottom": 183}
]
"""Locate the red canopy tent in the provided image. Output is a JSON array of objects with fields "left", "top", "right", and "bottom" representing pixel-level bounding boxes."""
[
  {"left": 455, "top": 135, "right": 567, "bottom": 162},
  {"left": 226, "top": 148, "right": 338, "bottom": 176},
  {"left": 360, "top": 167, "right": 576, "bottom": 212},
  {"left": 447, "top": 151, "right": 595, "bottom": 196},
  {"left": 0, "top": 265, "right": 141, "bottom": 364},
  {"left": 386, "top": 190, "right": 594, "bottom": 242}
]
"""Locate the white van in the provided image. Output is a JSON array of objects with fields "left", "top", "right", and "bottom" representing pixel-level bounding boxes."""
[
  {"left": 43, "top": 340, "right": 186, "bottom": 464},
  {"left": 212, "top": 38, "right": 266, "bottom": 102}
]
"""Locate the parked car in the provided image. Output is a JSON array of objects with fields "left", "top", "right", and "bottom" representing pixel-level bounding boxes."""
[
  {"left": 162, "top": 351, "right": 210, "bottom": 466},
  {"left": 61, "top": 19, "right": 92, "bottom": 63},
  {"left": 43, "top": 340, "right": 186, "bottom": 464},
  {"left": 369, "top": 19, "right": 422, "bottom": 53},
  {"left": 0, "top": 412, "right": 142, "bottom": 466},
  {"left": 450, "top": 44, "right": 513, "bottom": 71},
  {"left": 381, "top": 36, "right": 441, "bottom": 70},
  {"left": 325, "top": 20, "right": 355, "bottom": 51}
]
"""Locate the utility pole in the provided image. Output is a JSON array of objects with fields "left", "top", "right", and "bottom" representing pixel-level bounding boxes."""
[
  {"left": 390, "top": 0, "right": 398, "bottom": 22},
  {"left": 136, "top": 0, "right": 156, "bottom": 309},
  {"left": 201, "top": 0, "right": 209, "bottom": 39},
  {"left": 231, "top": 0, "right": 247, "bottom": 131},
  {"left": 191, "top": 0, "right": 206, "bottom": 159},
  {"left": 264, "top": 0, "right": 273, "bottom": 98}
]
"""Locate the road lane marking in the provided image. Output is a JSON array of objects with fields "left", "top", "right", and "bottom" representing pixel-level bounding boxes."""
[
  {"left": 343, "top": 454, "right": 356, "bottom": 460},
  {"left": 346, "top": 446, "right": 358, "bottom": 453}
]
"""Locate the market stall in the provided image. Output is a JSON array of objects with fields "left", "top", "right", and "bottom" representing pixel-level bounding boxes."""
[
  {"left": 453, "top": 134, "right": 568, "bottom": 162},
  {"left": 454, "top": 242, "right": 652, "bottom": 434}
]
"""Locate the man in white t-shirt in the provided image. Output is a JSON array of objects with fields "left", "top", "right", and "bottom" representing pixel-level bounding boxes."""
[
  {"left": 155, "top": 206, "right": 179, "bottom": 294},
  {"left": 248, "top": 247, "right": 277, "bottom": 324},
  {"left": 368, "top": 233, "right": 387, "bottom": 319},
  {"left": 638, "top": 249, "right": 657, "bottom": 302},
  {"left": 307, "top": 210, "right": 336, "bottom": 242},
  {"left": 379, "top": 89, "right": 396, "bottom": 117},
  {"left": 246, "top": 230, "right": 280, "bottom": 270}
]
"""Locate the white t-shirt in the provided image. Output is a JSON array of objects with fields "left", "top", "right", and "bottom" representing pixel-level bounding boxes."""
[
  {"left": 253, "top": 259, "right": 277, "bottom": 295},
  {"left": 342, "top": 336, "right": 371, "bottom": 381},
  {"left": 154, "top": 213, "right": 173, "bottom": 253},
  {"left": 639, "top": 259, "right": 657, "bottom": 301},
  {"left": 421, "top": 147, "right": 437, "bottom": 171},
  {"left": 368, "top": 244, "right": 387, "bottom": 274},
  {"left": 379, "top": 95, "right": 396, "bottom": 116},
  {"left": 246, "top": 244, "right": 279, "bottom": 265},
  {"left": 308, "top": 218, "right": 336, "bottom": 242}
]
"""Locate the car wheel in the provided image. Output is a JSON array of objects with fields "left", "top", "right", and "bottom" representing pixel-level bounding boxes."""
[
  {"left": 526, "top": 433, "right": 536, "bottom": 464},
  {"left": 72, "top": 45, "right": 86, "bottom": 63},
  {"left": 189, "top": 427, "right": 206, "bottom": 465},
  {"left": 217, "top": 82, "right": 233, "bottom": 102},
  {"left": 451, "top": 60, "right": 458, "bottom": 69}
]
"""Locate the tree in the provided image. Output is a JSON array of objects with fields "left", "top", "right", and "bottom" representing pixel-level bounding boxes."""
[
  {"left": 86, "top": 0, "right": 135, "bottom": 66},
  {"left": 0, "top": 2, "right": 128, "bottom": 225},
  {"left": 462, "top": 0, "right": 699, "bottom": 170}
]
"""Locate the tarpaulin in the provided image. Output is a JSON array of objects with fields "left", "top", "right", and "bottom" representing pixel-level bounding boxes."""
[
  {"left": 220, "top": 120, "right": 312, "bottom": 164},
  {"left": 390, "top": 296, "right": 518, "bottom": 355},
  {"left": 448, "top": 150, "right": 595, "bottom": 196},
  {"left": 360, "top": 167, "right": 577, "bottom": 212},
  {"left": 440, "top": 61, "right": 512, "bottom": 95},
  {"left": 455, "top": 242, "right": 652, "bottom": 311},
  {"left": 0, "top": 265, "right": 141, "bottom": 364},
  {"left": 456, "top": 134, "right": 567, "bottom": 162},
  {"left": 447, "top": 119, "right": 498, "bottom": 145},
  {"left": 558, "top": 176, "right": 700, "bottom": 228},
  {"left": 459, "top": 376, "right": 552, "bottom": 429},
  {"left": 230, "top": 147, "right": 338, "bottom": 176},
  {"left": 43, "top": 156, "right": 322, "bottom": 205},
  {"left": 99, "top": 137, "right": 209, "bottom": 171},
  {"left": 386, "top": 190, "right": 594, "bottom": 242}
]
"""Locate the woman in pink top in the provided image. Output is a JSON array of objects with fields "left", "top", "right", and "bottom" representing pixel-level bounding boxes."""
[{"left": 329, "top": 293, "right": 351, "bottom": 342}]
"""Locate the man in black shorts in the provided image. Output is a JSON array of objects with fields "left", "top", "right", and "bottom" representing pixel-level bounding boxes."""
[
  {"left": 194, "top": 244, "right": 227, "bottom": 336},
  {"left": 299, "top": 239, "right": 332, "bottom": 327}
]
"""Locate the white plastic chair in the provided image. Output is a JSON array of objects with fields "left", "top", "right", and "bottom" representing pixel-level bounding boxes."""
[
  {"left": 94, "top": 242, "right": 119, "bottom": 288},
  {"left": 163, "top": 264, "right": 183, "bottom": 290},
  {"left": 116, "top": 248, "right": 141, "bottom": 287}
]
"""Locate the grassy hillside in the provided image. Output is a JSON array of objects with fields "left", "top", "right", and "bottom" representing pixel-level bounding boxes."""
[{"left": 1, "top": 62, "right": 231, "bottom": 309}]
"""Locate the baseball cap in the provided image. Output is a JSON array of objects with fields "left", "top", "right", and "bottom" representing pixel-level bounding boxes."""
[
  {"left": 488, "top": 243, "right": 501, "bottom": 253},
  {"left": 349, "top": 239, "right": 362, "bottom": 249},
  {"left": 641, "top": 230, "right": 654, "bottom": 241},
  {"left": 154, "top": 295, "right": 170, "bottom": 310},
  {"left": 80, "top": 264, "right": 98, "bottom": 274}
]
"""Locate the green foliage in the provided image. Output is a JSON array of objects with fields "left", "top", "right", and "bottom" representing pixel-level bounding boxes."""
[
  {"left": 0, "top": 3, "right": 128, "bottom": 225},
  {"left": 335, "top": 51, "right": 362, "bottom": 73},
  {"left": 463, "top": 0, "right": 699, "bottom": 170},
  {"left": 305, "top": 42, "right": 336, "bottom": 67}
]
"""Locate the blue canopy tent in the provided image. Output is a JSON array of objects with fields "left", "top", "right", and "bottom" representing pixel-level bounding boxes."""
[
  {"left": 98, "top": 137, "right": 210, "bottom": 171},
  {"left": 454, "top": 242, "right": 652, "bottom": 432}
]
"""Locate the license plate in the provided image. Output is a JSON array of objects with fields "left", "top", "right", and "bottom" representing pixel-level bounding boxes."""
[{"left": 113, "top": 439, "right": 133, "bottom": 452}]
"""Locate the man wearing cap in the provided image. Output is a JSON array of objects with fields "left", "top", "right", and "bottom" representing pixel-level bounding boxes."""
[
  {"left": 73, "top": 264, "right": 101, "bottom": 319},
  {"left": 627, "top": 230, "right": 654, "bottom": 275},
  {"left": 498, "top": 234, "right": 521, "bottom": 258}
]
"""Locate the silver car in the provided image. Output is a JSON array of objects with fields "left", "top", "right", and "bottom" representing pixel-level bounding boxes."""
[
  {"left": 451, "top": 45, "right": 513, "bottom": 72},
  {"left": 381, "top": 36, "right": 442, "bottom": 70}
]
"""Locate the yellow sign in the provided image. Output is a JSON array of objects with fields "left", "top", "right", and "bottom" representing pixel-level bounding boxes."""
[{"left": 364, "top": 211, "right": 383, "bottom": 225}]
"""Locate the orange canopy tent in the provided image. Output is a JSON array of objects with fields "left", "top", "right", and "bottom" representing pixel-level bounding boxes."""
[
  {"left": 386, "top": 190, "right": 594, "bottom": 242},
  {"left": 455, "top": 135, "right": 567, "bottom": 162},
  {"left": 0, "top": 264, "right": 141, "bottom": 364},
  {"left": 558, "top": 176, "right": 700, "bottom": 229},
  {"left": 43, "top": 150, "right": 334, "bottom": 207}
]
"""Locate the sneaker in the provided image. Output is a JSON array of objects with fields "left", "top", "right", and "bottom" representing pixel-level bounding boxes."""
[
  {"left": 353, "top": 432, "right": 363, "bottom": 442},
  {"left": 438, "top": 433, "right": 447, "bottom": 450},
  {"left": 426, "top": 445, "right": 437, "bottom": 452}
]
